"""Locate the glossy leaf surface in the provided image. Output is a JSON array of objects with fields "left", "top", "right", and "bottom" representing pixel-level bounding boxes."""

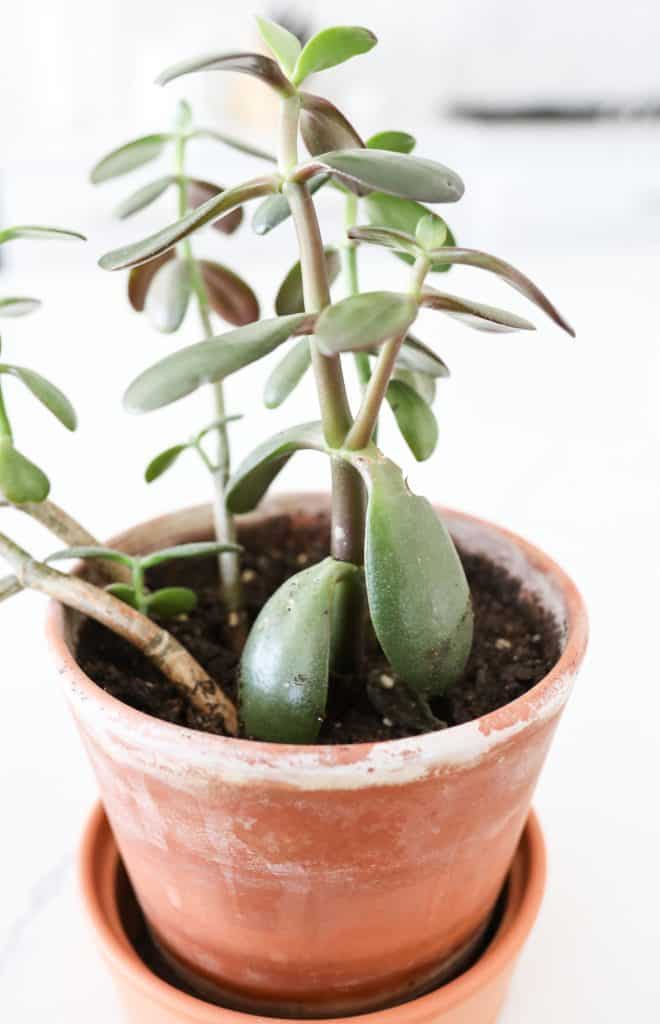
[
  {"left": 124, "top": 314, "right": 310, "bottom": 412},
  {"left": 200, "top": 260, "right": 259, "bottom": 326},
  {"left": 366, "top": 130, "right": 415, "bottom": 154},
  {"left": 0, "top": 298, "right": 41, "bottom": 317},
  {"left": 156, "top": 51, "right": 295, "bottom": 96},
  {"left": 115, "top": 176, "right": 176, "bottom": 219},
  {"left": 145, "top": 444, "right": 188, "bottom": 483},
  {"left": 100, "top": 176, "right": 276, "bottom": 270},
  {"left": 256, "top": 15, "right": 301, "bottom": 76},
  {"left": 127, "top": 251, "right": 173, "bottom": 312},
  {"left": 275, "top": 247, "right": 340, "bottom": 315},
  {"left": 263, "top": 339, "right": 311, "bottom": 408},
  {"left": 357, "top": 458, "right": 472, "bottom": 697},
  {"left": 386, "top": 379, "right": 438, "bottom": 460},
  {"left": 240, "top": 557, "right": 362, "bottom": 742},
  {"left": 90, "top": 135, "right": 172, "bottom": 184},
  {"left": 0, "top": 365, "right": 77, "bottom": 430},
  {"left": 144, "top": 259, "right": 191, "bottom": 334},
  {"left": 307, "top": 149, "right": 464, "bottom": 202},
  {"left": 316, "top": 291, "right": 418, "bottom": 355},
  {"left": 0, "top": 441, "right": 49, "bottom": 503},
  {"left": 226, "top": 421, "right": 325, "bottom": 514},
  {"left": 146, "top": 587, "right": 198, "bottom": 617},
  {"left": 420, "top": 288, "right": 535, "bottom": 332},
  {"left": 424, "top": 248, "right": 575, "bottom": 335},
  {"left": 292, "top": 26, "right": 377, "bottom": 85}
]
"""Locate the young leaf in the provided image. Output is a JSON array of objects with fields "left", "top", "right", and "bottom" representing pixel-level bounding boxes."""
[
  {"left": 301, "top": 149, "right": 464, "bottom": 203},
  {"left": 144, "top": 258, "right": 192, "bottom": 334},
  {"left": 140, "top": 541, "right": 241, "bottom": 570},
  {"left": 255, "top": 15, "right": 301, "bottom": 76},
  {"left": 90, "top": 135, "right": 173, "bottom": 184},
  {"left": 146, "top": 587, "right": 198, "bottom": 618},
  {"left": 423, "top": 248, "right": 575, "bottom": 335},
  {"left": 115, "top": 176, "right": 176, "bottom": 219},
  {"left": 251, "top": 174, "right": 328, "bottom": 235},
  {"left": 0, "top": 226, "right": 86, "bottom": 244},
  {"left": 46, "top": 545, "right": 134, "bottom": 566},
  {"left": 396, "top": 334, "right": 450, "bottom": 377},
  {"left": 127, "top": 251, "right": 174, "bottom": 312},
  {"left": 366, "top": 131, "right": 416, "bottom": 154},
  {"left": 291, "top": 26, "right": 377, "bottom": 86},
  {"left": 420, "top": 288, "right": 535, "bottom": 332},
  {"left": 199, "top": 260, "right": 259, "bottom": 326},
  {"left": 0, "top": 441, "right": 49, "bottom": 503},
  {"left": 226, "top": 421, "right": 325, "bottom": 514},
  {"left": 0, "top": 365, "right": 77, "bottom": 430},
  {"left": 145, "top": 444, "right": 189, "bottom": 483},
  {"left": 156, "top": 52, "right": 295, "bottom": 96},
  {"left": 99, "top": 176, "right": 277, "bottom": 270},
  {"left": 187, "top": 180, "right": 244, "bottom": 234},
  {"left": 300, "top": 93, "right": 364, "bottom": 158},
  {"left": 315, "top": 291, "right": 418, "bottom": 355},
  {"left": 364, "top": 193, "right": 456, "bottom": 271},
  {"left": 415, "top": 213, "right": 448, "bottom": 251},
  {"left": 0, "top": 298, "right": 41, "bottom": 317},
  {"left": 105, "top": 582, "right": 140, "bottom": 609},
  {"left": 124, "top": 314, "right": 312, "bottom": 413},
  {"left": 263, "top": 339, "right": 311, "bottom": 408},
  {"left": 275, "top": 247, "right": 341, "bottom": 315},
  {"left": 357, "top": 458, "right": 473, "bottom": 697},
  {"left": 386, "top": 378, "right": 438, "bottom": 461},
  {"left": 240, "top": 557, "right": 362, "bottom": 742}
]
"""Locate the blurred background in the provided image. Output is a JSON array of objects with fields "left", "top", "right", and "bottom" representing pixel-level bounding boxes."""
[{"left": 1, "top": 1, "right": 659, "bottom": 1019}]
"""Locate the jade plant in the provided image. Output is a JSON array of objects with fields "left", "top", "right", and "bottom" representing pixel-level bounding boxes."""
[
  {"left": 91, "top": 17, "right": 573, "bottom": 743},
  {"left": 91, "top": 99, "right": 269, "bottom": 618}
]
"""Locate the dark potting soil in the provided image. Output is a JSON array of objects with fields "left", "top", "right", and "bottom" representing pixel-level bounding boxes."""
[{"left": 76, "top": 512, "right": 561, "bottom": 743}]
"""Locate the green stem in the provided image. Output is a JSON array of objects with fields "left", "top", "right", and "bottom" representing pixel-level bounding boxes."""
[
  {"left": 0, "top": 384, "right": 13, "bottom": 440},
  {"left": 345, "top": 254, "right": 430, "bottom": 452},
  {"left": 342, "top": 193, "right": 373, "bottom": 406},
  {"left": 174, "top": 130, "right": 242, "bottom": 613}
]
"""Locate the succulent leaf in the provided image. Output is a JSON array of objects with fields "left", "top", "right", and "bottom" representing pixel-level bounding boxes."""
[
  {"left": 226, "top": 421, "right": 325, "bottom": 514},
  {"left": 291, "top": 26, "right": 377, "bottom": 85},
  {"left": 316, "top": 291, "right": 418, "bottom": 355},
  {"left": 264, "top": 339, "right": 312, "bottom": 409},
  {"left": 386, "top": 378, "right": 438, "bottom": 461}
]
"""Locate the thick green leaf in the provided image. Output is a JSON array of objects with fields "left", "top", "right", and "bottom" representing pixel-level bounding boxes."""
[
  {"left": 366, "top": 131, "right": 416, "bottom": 154},
  {"left": 275, "top": 247, "right": 341, "bottom": 315},
  {"left": 226, "top": 421, "right": 325, "bottom": 514},
  {"left": 292, "top": 26, "right": 377, "bottom": 85},
  {"left": 186, "top": 179, "right": 244, "bottom": 234},
  {"left": 124, "top": 314, "right": 311, "bottom": 413},
  {"left": 140, "top": 541, "right": 240, "bottom": 570},
  {"left": 145, "top": 444, "right": 189, "bottom": 483},
  {"left": 99, "top": 176, "right": 276, "bottom": 270},
  {"left": 156, "top": 51, "right": 295, "bottom": 96},
  {"left": 357, "top": 458, "right": 473, "bottom": 697},
  {"left": 423, "top": 248, "right": 575, "bottom": 335},
  {"left": 199, "top": 260, "right": 259, "bottom": 326},
  {"left": 364, "top": 193, "right": 456, "bottom": 271},
  {"left": 0, "top": 298, "right": 41, "bottom": 317},
  {"left": 146, "top": 587, "right": 198, "bottom": 617},
  {"left": 347, "top": 225, "right": 420, "bottom": 258},
  {"left": 46, "top": 545, "right": 133, "bottom": 566},
  {"left": 0, "top": 225, "right": 86, "bottom": 244},
  {"left": 304, "top": 149, "right": 464, "bottom": 203},
  {"left": 396, "top": 334, "right": 450, "bottom": 377},
  {"left": 144, "top": 258, "right": 191, "bottom": 334},
  {"left": 0, "top": 365, "right": 76, "bottom": 430},
  {"left": 263, "top": 339, "right": 311, "bottom": 409},
  {"left": 240, "top": 557, "right": 362, "bottom": 742},
  {"left": 115, "top": 176, "right": 176, "bottom": 219},
  {"left": 0, "top": 441, "right": 49, "bottom": 503},
  {"left": 415, "top": 213, "right": 448, "bottom": 250},
  {"left": 127, "top": 251, "right": 174, "bottom": 312},
  {"left": 386, "top": 378, "right": 438, "bottom": 461},
  {"left": 393, "top": 368, "right": 437, "bottom": 405},
  {"left": 251, "top": 174, "right": 328, "bottom": 235},
  {"left": 104, "top": 583, "right": 140, "bottom": 609},
  {"left": 420, "top": 288, "right": 535, "bottom": 332},
  {"left": 90, "top": 135, "right": 172, "bottom": 184},
  {"left": 316, "top": 291, "right": 418, "bottom": 355},
  {"left": 300, "top": 93, "right": 364, "bottom": 159},
  {"left": 256, "top": 15, "right": 301, "bottom": 76},
  {"left": 191, "top": 128, "right": 275, "bottom": 163}
]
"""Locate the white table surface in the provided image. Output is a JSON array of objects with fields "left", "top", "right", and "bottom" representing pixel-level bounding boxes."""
[{"left": 1, "top": 120, "right": 659, "bottom": 1020}]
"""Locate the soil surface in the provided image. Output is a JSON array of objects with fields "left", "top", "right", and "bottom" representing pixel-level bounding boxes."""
[{"left": 76, "top": 512, "right": 561, "bottom": 743}]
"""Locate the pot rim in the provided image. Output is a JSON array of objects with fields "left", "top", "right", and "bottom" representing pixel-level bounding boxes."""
[
  {"left": 79, "top": 801, "right": 546, "bottom": 1023},
  {"left": 47, "top": 496, "right": 588, "bottom": 784}
]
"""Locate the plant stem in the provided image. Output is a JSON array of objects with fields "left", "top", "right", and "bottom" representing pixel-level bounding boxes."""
[
  {"left": 0, "top": 530, "right": 238, "bottom": 733},
  {"left": 345, "top": 254, "right": 430, "bottom": 452},
  {"left": 342, "top": 193, "right": 373, "bottom": 393},
  {"left": 0, "top": 384, "right": 13, "bottom": 439},
  {"left": 175, "top": 131, "right": 242, "bottom": 613}
]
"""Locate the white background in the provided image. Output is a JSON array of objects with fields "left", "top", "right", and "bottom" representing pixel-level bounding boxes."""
[{"left": 1, "top": 2, "right": 659, "bottom": 1020}]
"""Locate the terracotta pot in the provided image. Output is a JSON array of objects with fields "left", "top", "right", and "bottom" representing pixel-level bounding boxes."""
[
  {"left": 79, "top": 800, "right": 546, "bottom": 1024},
  {"left": 49, "top": 495, "right": 588, "bottom": 1017}
]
